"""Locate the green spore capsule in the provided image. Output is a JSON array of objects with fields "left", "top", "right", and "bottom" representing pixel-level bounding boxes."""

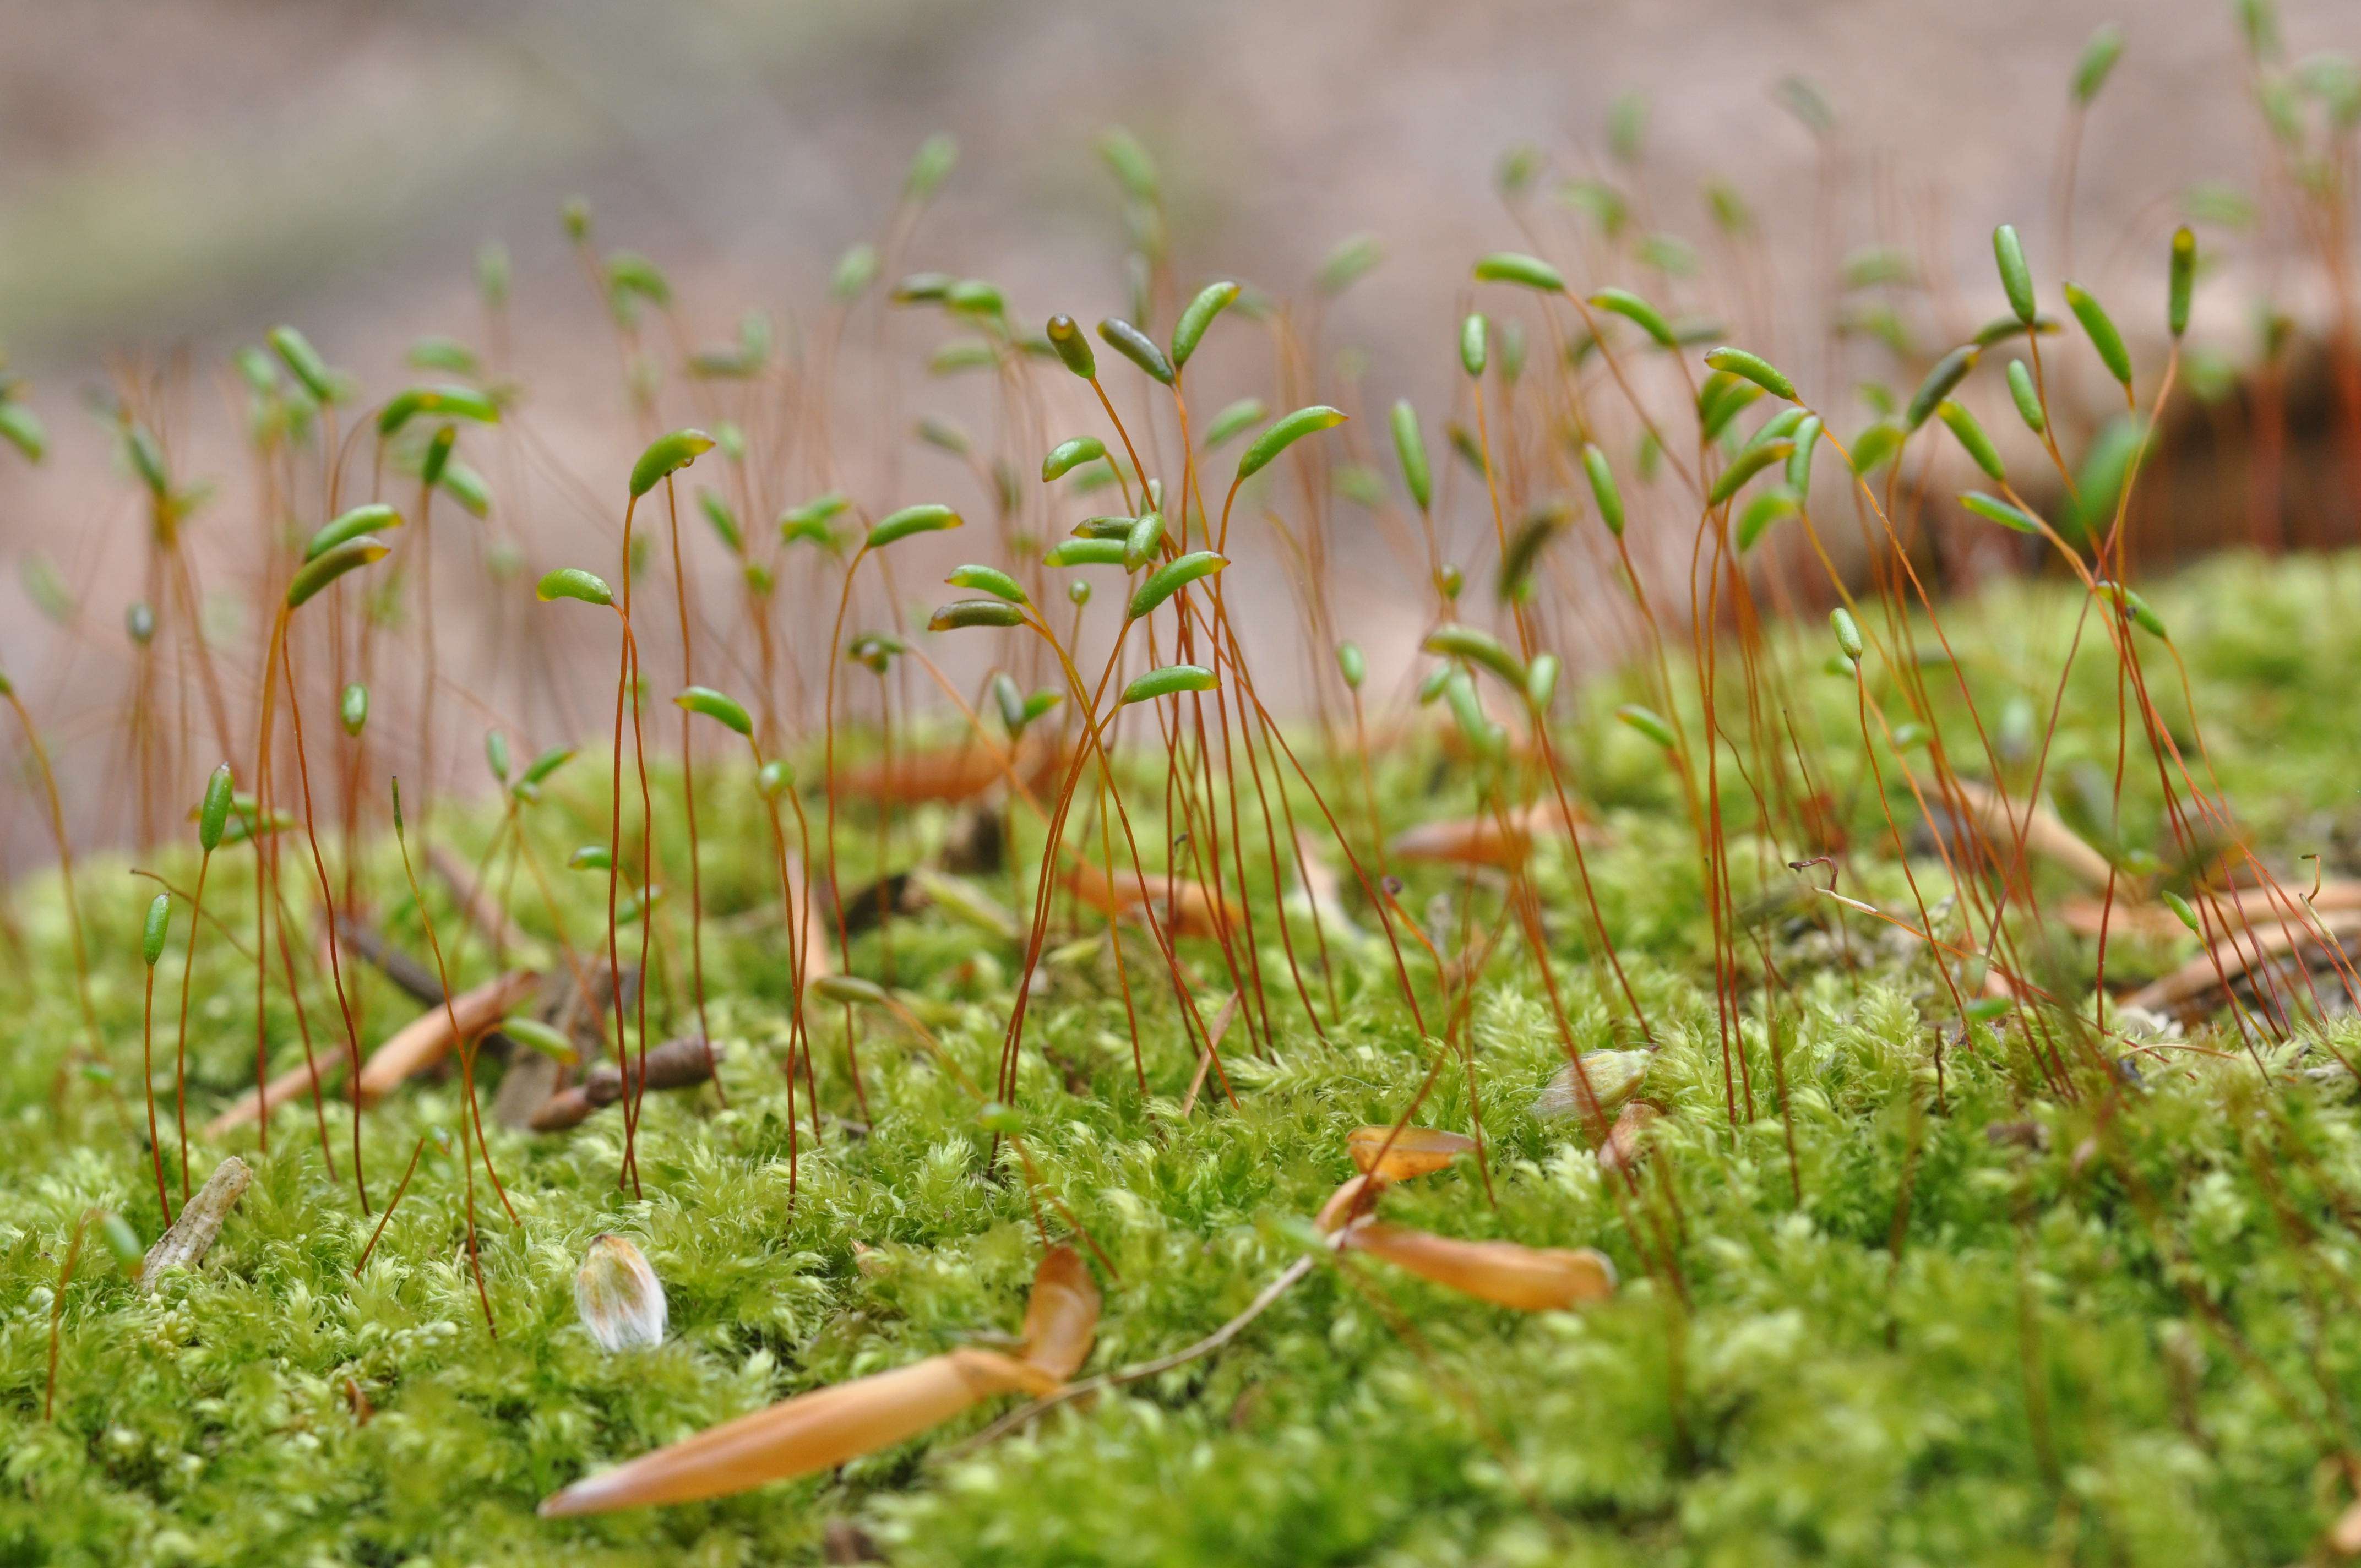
[
  {"left": 1993, "top": 224, "right": 2036, "bottom": 325},
  {"left": 1473, "top": 252, "right": 1566, "bottom": 292},
  {"left": 1121, "top": 665, "right": 1218, "bottom": 705},
  {"left": 1583, "top": 444, "right": 1626, "bottom": 536},
  {"left": 1238, "top": 406, "right": 1346, "bottom": 482},
  {"left": 306, "top": 503, "right": 402, "bottom": 562},
  {"left": 1905, "top": 345, "right": 1980, "bottom": 431},
  {"left": 1170, "top": 281, "right": 1240, "bottom": 370},
  {"left": 1204, "top": 398, "right": 1267, "bottom": 449},
  {"left": 946, "top": 565, "right": 1027, "bottom": 605},
  {"left": 1045, "top": 537, "right": 1129, "bottom": 568},
  {"left": 267, "top": 325, "right": 340, "bottom": 405},
  {"left": 867, "top": 504, "right": 962, "bottom": 549},
  {"left": 1526, "top": 652, "right": 1560, "bottom": 710},
  {"left": 673, "top": 686, "right": 753, "bottom": 737},
  {"left": 1423, "top": 624, "right": 1525, "bottom": 688},
  {"left": 1096, "top": 318, "right": 1173, "bottom": 385},
  {"left": 1704, "top": 346, "right": 1798, "bottom": 401},
  {"left": 1587, "top": 287, "right": 1678, "bottom": 348},
  {"left": 2007, "top": 360, "right": 2047, "bottom": 433},
  {"left": 905, "top": 132, "right": 959, "bottom": 199},
  {"left": 927, "top": 598, "right": 1028, "bottom": 631},
  {"left": 1337, "top": 641, "right": 1366, "bottom": 690},
  {"left": 536, "top": 568, "right": 614, "bottom": 607},
  {"left": 1615, "top": 704, "right": 1678, "bottom": 749},
  {"left": 1937, "top": 400, "right": 2006, "bottom": 481},
  {"left": 2169, "top": 225, "right": 2196, "bottom": 339},
  {"left": 199, "top": 764, "right": 235, "bottom": 851},
  {"left": 1459, "top": 313, "right": 1489, "bottom": 378},
  {"left": 1829, "top": 606, "right": 1864, "bottom": 661},
  {"left": 1128, "top": 551, "right": 1227, "bottom": 620},
  {"left": 1315, "top": 234, "right": 1384, "bottom": 297},
  {"left": 833, "top": 242, "right": 879, "bottom": 302},
  {"left": 1960, "top": 491, "right": 2046, "bottom": 535},
  {"left": 421, "top": 426, "right": 456, "bottom": 488},
  {"left": 1042, "top": 437, "right": 1106, "bottom": 482},
  {"left": 629, "top": 429, "right": 716, "bottom": 498},
  {"left": 340, "top": 684, "right": 368, "bottom": 736},
  {"left": 377, "top": 384, "right": 499, "bottom": 437},
  {"left": 1736, "top": 486, "right": 1800, "bottom": 551},
  {"left": 142, "top": 893, "right": 171, "bottom": 968},
  {"left": 1391, "top": 401, "right": 1433, "bottom": 512},
  {"left": 1123, "top": 510, "right": 1166, "bottom": 571},
  {"left": 2072, "top": 22, "right": 2125, "bottom": 104},
  {"left": 1708, "top": 440, "right": 1792, "bottom": 507},
  {"left": 286, "top": 537, "right": 388, "bottom": 608},
  {"left": 1045, "top": 315, "right": 1096, "bottom": 379},
  {"left": 2064, "top": 282, "right": 2134, "bottom": 389},
  {"left": 1787, "top": 416, "right": 1823, "bottom": 490}
]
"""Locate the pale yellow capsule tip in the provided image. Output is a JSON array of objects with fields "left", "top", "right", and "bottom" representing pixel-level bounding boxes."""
[{"left": 575, "top": 1233, "right": 668, "bottom": 1353}]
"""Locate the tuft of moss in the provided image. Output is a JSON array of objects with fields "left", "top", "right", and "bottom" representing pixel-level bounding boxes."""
[{"left": 6, "top": 559, "right": 2361, "bottom": 1564}]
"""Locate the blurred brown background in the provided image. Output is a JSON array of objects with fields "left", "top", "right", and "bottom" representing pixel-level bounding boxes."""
[{"left": 0, "top": 0, "right": 2352, "bottom": 871}]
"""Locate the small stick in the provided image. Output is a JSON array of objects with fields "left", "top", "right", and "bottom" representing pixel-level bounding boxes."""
[{"left": 1177, "top": 993, "right": 1241, "bottom": 1119}]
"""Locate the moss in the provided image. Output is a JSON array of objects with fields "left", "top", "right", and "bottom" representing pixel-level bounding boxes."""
[{"left": 4, "top": 558, "right": 2361, "bottom": 1564}]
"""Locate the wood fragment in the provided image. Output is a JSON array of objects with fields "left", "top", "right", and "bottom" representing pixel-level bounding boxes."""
[
  {"left": 137, "top": 1156, "right": 250, "bottom": 1292},
  {"left": 352, "top": 970, "right": 538, "bottom": 1106},
  {"left": 206, "top": 970, "right": 540, "bottom": 1134},
  {"left": 1938, "top": 778, "right": 2114, "bottom": 892},
  {"left": 2123, "top": 906, "right": 2361, "bottom": 1016},
  {"left": 2059, "top": 880, "right": 2361, "bottom": 939}
]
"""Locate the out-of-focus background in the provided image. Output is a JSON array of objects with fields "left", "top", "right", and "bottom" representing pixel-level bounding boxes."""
[{"left": 0, "top": 0, "right": 2353, "bottom": 870}]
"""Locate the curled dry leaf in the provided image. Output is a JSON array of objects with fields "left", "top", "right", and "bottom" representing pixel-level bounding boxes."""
[
  {"left": 353, "top": 969, "right": 540, "bottom": 1106},
  {"left": 540, "top": 1246, "right": 1097, "bottom": 1516},
  {"left": 1341, "top": 1220, "right": 1617, "bottom": 1310},
  {"left": 1346, "top": 1125, "right": 1478, "bottom": 1182}
]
